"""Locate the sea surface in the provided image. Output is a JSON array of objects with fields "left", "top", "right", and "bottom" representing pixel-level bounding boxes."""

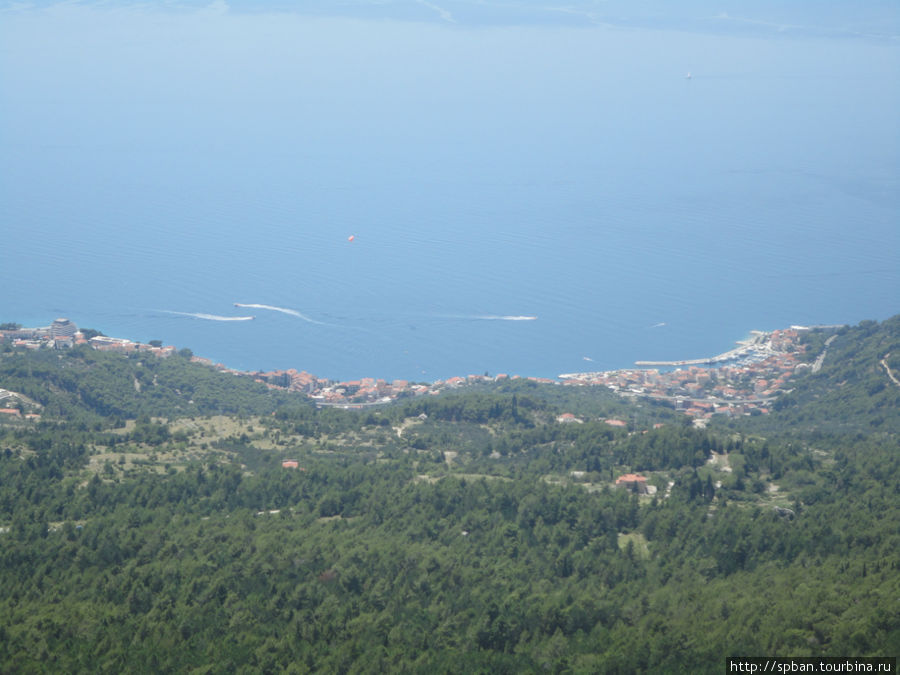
[{"left": 2, "top": 1, "right": 898, "bottom": 382}]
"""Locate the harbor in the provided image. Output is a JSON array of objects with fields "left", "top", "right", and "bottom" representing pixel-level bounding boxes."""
[{"left": 634, "top": 331, "right": 771, "bottom": 367}]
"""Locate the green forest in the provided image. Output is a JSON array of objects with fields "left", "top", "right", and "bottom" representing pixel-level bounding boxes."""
[{"left": 0, "top": 318, "right": 898, "bottom": 673}]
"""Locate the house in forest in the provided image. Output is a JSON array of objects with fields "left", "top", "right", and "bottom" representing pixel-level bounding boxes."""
[{"left": 615, "top": 473, "right": 648, "bottom": 494}]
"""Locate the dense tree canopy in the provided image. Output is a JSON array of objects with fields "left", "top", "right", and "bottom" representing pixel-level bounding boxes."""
[{"left": 0, "top": 316, "right": 898, "bottom": 671}]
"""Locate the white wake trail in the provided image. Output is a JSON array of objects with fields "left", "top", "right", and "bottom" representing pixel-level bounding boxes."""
[
  {"left": 234, "top": 303, "right": 329, "bottom": 325},
  {"left": 161, "top": 310, "right": 255, "bottom": 322},
  {"left": 436, "top": 314, "right": 538, "bottom": 321}
]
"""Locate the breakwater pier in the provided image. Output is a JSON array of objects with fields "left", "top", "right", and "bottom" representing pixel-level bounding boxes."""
[
  {"left": 635, "top": 346, "right": 754, "bottom": 367},
  {"left": 635, "top": 331, "right": 769, "bottom": 368}
]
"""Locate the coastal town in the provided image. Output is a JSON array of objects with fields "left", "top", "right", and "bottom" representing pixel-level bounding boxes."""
[
  {"left": 1, "top": 318, "right": 824, "bottom": 422},
  {"left": 558, "top": 327, "right": 817, "bottom": 423}
]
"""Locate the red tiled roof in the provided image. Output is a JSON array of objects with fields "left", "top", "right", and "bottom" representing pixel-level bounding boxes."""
[{"left": 616, "top": 473, "right": 647, "bottom": 484}]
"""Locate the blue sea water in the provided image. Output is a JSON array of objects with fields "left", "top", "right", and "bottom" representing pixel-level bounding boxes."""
[{"left": 1, "top": 2, "right": 898, "bottom": 382}]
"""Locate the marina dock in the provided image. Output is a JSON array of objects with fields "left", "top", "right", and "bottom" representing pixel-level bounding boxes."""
[{"left": 634, "top": 335, "right": 768, "bottom": 368}]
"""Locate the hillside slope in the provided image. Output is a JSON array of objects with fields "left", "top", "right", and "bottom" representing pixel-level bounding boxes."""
[{"left": 0, "top": 317, "right": 897, "bottom": 672}]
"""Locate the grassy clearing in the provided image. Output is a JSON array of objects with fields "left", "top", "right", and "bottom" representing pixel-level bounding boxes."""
[
  {"left": 85, "top": 416, "right": 271, "bottom": 477},
  {"left": 618, "top": 532, "right": 650, "bottom": 559}
]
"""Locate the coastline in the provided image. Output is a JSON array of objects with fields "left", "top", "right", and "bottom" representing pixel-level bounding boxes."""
[{"left": 1, "top": 319, "right": 838, "bottom": 419}]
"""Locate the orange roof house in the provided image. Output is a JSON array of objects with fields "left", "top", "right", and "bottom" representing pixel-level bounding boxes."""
[{"left": 615, "top": 473, "right": 649, "bottom": 493}]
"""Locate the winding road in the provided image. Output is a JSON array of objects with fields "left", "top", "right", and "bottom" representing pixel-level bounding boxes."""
[{"left": 881, "top": 353, "right": 900, "bottom": 389}]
